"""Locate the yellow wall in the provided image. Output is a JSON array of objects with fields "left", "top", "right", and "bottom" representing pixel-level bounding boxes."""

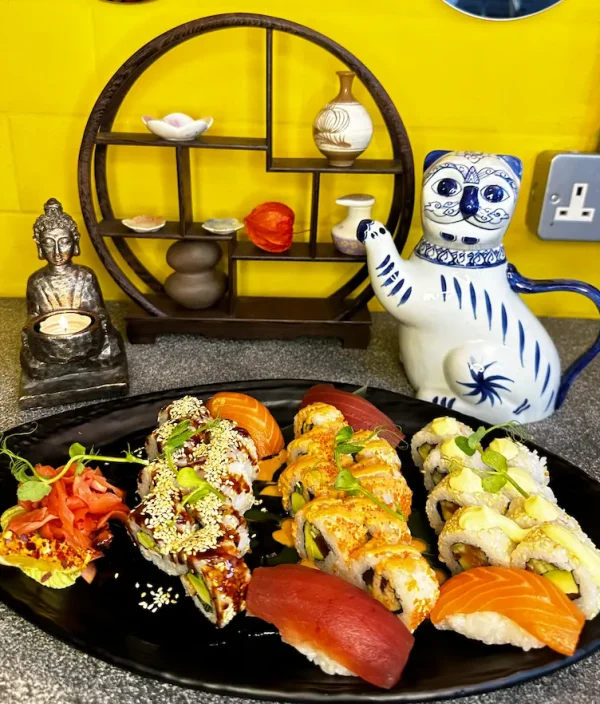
[{"left": 1, "top": 0, "right": 599, "bottom": 316}]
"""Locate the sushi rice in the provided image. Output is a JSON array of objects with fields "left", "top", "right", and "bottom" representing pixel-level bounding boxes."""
[
  {"left": 349, "top": 542, "right": 440, "bottom": 632},
  {"left": 410, "top": 417, "right": 473, "bottom": 470},
  {"left": 486, "top": 437, "right": 550, "bottom": 487},
  {"left": 294, "top": 402, "right": 346, "bottom": 438},
  {"left": 434, "top": 611, "right": 545, "bottom": 651},
  {"left": 425, "top": 468, "right": 509, "bottom": 535},
  {"left": 511, "top": 525, "right": 600, "bottom": 620},
  {"left": 438, "top": 506, "right": 523, "bottom": 575}
]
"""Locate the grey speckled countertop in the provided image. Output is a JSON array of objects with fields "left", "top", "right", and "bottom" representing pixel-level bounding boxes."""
[{"left": 0, "top": 297, "right": 599, "bottom": 704}]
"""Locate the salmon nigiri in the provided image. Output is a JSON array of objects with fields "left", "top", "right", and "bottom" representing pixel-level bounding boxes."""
[
  {"left": 430, "top": 566, "right": 585, "bottom": 656},
  {"left": 247, "top": 564, "right": 414, "bottom": 689},
  {"left": 206, "top": 392, "right": 284, "bottom": 459}
]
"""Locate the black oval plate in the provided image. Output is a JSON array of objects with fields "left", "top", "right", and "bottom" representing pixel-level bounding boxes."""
[{"left": 1, "top": 380, "right": 599, "bottom": 702}]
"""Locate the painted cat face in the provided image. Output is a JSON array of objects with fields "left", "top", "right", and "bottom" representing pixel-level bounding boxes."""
[{"left": 421, "top": 151, "right": 522, "bottom": 248}]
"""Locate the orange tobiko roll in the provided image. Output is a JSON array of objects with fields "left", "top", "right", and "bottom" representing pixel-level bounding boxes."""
[{"left": 206, "top": 392, "right": 284, "bottom": 459}]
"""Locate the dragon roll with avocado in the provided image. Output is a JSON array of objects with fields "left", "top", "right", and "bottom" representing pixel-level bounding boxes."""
[{"left": 127, "top": 396, "right": 258, "bottom": 628}]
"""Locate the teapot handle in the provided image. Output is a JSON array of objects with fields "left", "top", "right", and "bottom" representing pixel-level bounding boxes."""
[{"left": 507, "top": 263, "right": 600, "bottom": 409}]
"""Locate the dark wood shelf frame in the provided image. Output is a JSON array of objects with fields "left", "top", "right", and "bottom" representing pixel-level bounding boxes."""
[
  {"left": 95, "top": 132, "right": 268, "bottom": 150},
  {"left": 78, "top": 13, "right": 415, "bottom": 345}
]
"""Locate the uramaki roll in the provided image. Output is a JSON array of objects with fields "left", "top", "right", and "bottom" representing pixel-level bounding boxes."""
[
  {"left": 293, "top": 402, "right": 346, "bottom": 438},
  {"left": 411, "top": 417, "right": 473, "bottom": 470},
  {"left": 438, "top": 506, "right": 526, "bottom": 575},
  {"left": 349, "top": 542, "right": 440, "bottom": 632}
]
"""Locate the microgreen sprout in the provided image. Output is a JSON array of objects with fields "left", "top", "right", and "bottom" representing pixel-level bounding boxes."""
[
  {"left": 0, "top": 431, "right": 148, "bottom": 503},
  {"left": 445, "top": 450, "right": 529, "bottom": 499},
  {"left": 176, "top": 466, "right": 225, "bottom": 506},
  {"left": 454, "top": 421, "right": 530, "bottom": 457},
  {"left": 332, "top": 426, "right": 405, "bottom": 521}
]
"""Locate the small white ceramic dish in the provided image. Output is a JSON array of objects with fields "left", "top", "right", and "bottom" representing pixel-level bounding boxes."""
[
  {"left": 202, "top": 218, "right": 244, "bottom": 234},
  {"left": 122, "top": 215, "right": 166, "bottom": 233},
  {"left": 141, "top": 113, "right": 214, "bottom": 141}
]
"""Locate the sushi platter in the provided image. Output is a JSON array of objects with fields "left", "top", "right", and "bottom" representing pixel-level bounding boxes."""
[{"left": 0, "top": 379, "right": 599, "bottom": 702}]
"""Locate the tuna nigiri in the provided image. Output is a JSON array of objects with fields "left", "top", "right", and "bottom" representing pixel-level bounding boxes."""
[
  {"left": 246, "top": 564, "right": 414, "bottom": 689},
  {"left": 206, "top": 392, "right": 284, "bottom": 459},
  {"left": 430, "top": 566, "right": 585, "bottom": 656},
  {"left": 300, "top": 385, "right": 403, "bottom": 448}
]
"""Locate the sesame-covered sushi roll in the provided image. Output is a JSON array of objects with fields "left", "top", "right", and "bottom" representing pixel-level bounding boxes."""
[
  {"left": 279, "top": 456, "right": 341, "bottom": 515},
  {"left": 294, "top": 402, "right": 346, "bottom": 438},
  {"left": 181, "top": 552, "right": 251, "bottom": 628},
  {"left": 157, "top": 395, "right": 213, "bottom": 426},
  {"left": 294, "top": 497, "right": 409, "bottom": 580},
  {"left": 511, "top": 524, "right": 600, "bottom": 619},
  {"left": 438, "top": 506, "right": 528, "bottom": 575},
  {"left": 486, "top": 437, "right": 550, "bottom": 487},
  {"left": 350, "top": 460, "right": 412, "bottom": 520},
  {"left": 137, "top": 458, "right": 171, "bottom": 498},
  {"left": 425, "top": 467, "right": 509, "bottom": 535},
  {"left": 506, "top": 495, "right": 583, "bottom": 533},
  {"left": 411, "top": 416, "right": 473, "bottom": 469},
  {"left": 498, "top": 467, "right": 556, "bottom": 503},
  {"left": 422, "top": 438, "right": 488, "bottom": 491},
  {"left": 127, "top": 464, "right": 196, "bottom": 576},
  {"left": 349, "top": 542, "right": 440, "bottom": 632},
  {"left": 287, "top": 425, "right": 338, "bottom": 464},
  {"left": 171, "top": 418, "right": 258, "bottom": 515}
]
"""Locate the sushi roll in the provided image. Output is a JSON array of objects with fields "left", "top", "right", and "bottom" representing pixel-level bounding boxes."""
[
  {"left": 157, "top": 395, "right": 213, "bottom": 426},
  {"left": 181, "top": 552, "right": 251, "bottom": 628},
  {"left": 294, "top": 402, "right": 346, "bottom": 438},
  {"left": 425, "top": 467, "right": 509, "bottom": 535},
  {"left": 349, "top": 542, "right": 440, "bottom": 632},
  {"left": 430, "top": 567, "right": 585, "bottom": 656},
  {"left": 137, "top": 458, "right": 170, "bottom": 498},
  {"left": 511, "top": 524, "right": 600, "bottom": 619},
  {"left": 498, "top": 466, "right": 556, "bottom": 503},
  {"left": 411, "top": 416, "right": 473, "bottom": 469},
  {"left": 171, "top": 418, "right": 258, "bottom": 515},
  {"left": 506, "top": 495, "right": 583, "bottom": 533},
  {"left": 438, "top": 505, "right": 528, "bottom": 575},
  {"left": 278, "top": 456, "right": 341, "bottom": 515},
  {"left": 350, "top": 431, "right": 401, "bottom": 470},
  {"left": 486, "top": 437, "right": 549, "bottom": 487},
  {"left": 422, "top": 438, "right": 488, "bottom": 491},
  {"left": 286, "top": 425, "right": 339, "bottom": 464},
  {"left": 294, "top": 497, "right": 410, "bottom": 580},
  {"left": 350, "top": 460, "right": 412, "bottom": 520}
]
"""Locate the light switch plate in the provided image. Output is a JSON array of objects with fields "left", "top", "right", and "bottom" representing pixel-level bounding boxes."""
[{"left": 526, "top": 151, "right": 600, "bottom": 241}]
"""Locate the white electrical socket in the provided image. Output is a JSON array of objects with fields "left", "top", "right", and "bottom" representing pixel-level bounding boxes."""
[
  {"left": 554, "top": 183, "right": 595, "bottom": 223},
  {"left": 527, "top": 152, "right": 600, "bottom": 241}
]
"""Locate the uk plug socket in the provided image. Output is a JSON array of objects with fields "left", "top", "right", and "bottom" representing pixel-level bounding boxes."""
[{"left": 527, "top": 152, "right": 600, "bottom": 241}]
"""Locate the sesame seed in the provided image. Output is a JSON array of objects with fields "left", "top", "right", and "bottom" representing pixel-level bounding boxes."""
[
  {"left": 135, "top": 582, "right": 139, "bottom": 589},
  {"left": 114, "top": 573, "right": 119, "bottom": 579},
  {"left": 141, "top": 592, "right": 146, "bottom": 597}
]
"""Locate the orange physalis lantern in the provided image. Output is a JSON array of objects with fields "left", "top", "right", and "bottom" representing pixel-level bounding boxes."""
[{"left": 244, "top": 202, "right": 295, "bottom": 253}]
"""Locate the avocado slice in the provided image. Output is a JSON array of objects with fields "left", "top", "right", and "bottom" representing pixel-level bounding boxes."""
[
  {"left": 527, "top": 558, "right": 555, "bottom": 575},
  {"left": 418, "top": 443, "right": 433, "bottom": 460},
  {"left": 544, "top": 569, "right": 580, "bottom": 596},
  {"left": 188, "top": 572, "right": 213, "bottom": 606},
  {"left": 432, "top": 469, "right": 445, "bottom": 486},
  {"left": 138, "top": 532, "right": 157, "bottom": 550},
  {"left": 291, "top": 490, "right": 306, "bottom": 515},
  {"left": 440, "top": 500, "right": 460, "bottom": 522},
  {"left": 304, "top": 522, "right": 325, "bottom": 561}
]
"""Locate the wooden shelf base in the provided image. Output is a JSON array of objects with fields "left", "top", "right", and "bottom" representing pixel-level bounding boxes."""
[{"left": 125, "top": 296, "right": 371, "bottom": 348}]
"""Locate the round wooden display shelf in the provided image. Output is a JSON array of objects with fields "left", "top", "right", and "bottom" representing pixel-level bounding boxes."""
[{"left": 78, "top": 13, "right": 415, "bottom": 346}]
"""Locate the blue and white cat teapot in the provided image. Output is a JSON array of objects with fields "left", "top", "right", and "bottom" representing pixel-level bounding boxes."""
[{"left": 358, "top": 150, "right": 600, "bottom": 424}]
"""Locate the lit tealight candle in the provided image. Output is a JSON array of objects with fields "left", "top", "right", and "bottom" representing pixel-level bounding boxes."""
[{"left": 38, "top": 312, "right": 92, "bottom": 336}]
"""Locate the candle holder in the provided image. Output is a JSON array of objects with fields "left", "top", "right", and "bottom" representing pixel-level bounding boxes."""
[{"left": 19, "top": 199, "right": 129, "bottom": 409}]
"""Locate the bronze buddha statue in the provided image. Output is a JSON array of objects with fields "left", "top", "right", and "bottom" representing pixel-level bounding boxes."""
[{"left": 20, "top": 199, "right": 128, "bottom": 407}]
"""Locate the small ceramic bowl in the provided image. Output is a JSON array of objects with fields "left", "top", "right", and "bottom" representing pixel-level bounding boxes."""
[
  {"left": 122, "top": 215, "right": 166, "bottom": 233},
  {"left": 142, "top": 113, "right": 213, "bottom": 141},
  {"left": 202, "top": 218, "right": 244, "bottom": 234}
]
